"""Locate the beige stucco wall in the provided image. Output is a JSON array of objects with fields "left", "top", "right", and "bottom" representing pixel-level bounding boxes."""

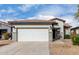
[
  {"left": 71, "top": 29, "right": 79, "bottom": 35},
  {"left": 0, "top": 24, "right": 11, "bottom": 33},
  {"left": 76, "top": 29, "right": 79, "bottom": 34},
  {"left": 65, "top": 28, "right": 71, "bottom": 35}
]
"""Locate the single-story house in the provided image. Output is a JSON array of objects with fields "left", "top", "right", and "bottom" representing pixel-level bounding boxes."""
[
  {"left": 0, "top": 21, "right": 14, "bottom": 40},
  {"left": 8, "top": 18, "right": 71, "bottom": 42},
  {"left": 71, "top": 26, "right": 79, "bottom": 35}
]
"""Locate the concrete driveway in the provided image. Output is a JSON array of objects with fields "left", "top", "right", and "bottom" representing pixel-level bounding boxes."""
[{"left": 0, "top": 42, "right": 49, "bottom": 55}]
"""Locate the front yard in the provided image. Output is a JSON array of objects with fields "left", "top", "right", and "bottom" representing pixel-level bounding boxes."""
[
  {"left": 50, "top": 39, "right": 79, "bottom": 55},
  {"left": 1, "top": 39, "right": 79, "bottom": 55}
]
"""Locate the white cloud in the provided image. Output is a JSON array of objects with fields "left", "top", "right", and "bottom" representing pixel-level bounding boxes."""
[
  {"left": 0, "top": 14, "right": 2, "bottom": 17},
  {"left": 27, "top": 15, "right": 55, "bottom": 20},
  {"left": 27, "top": 14, "right": 79, "bottom": 27},
  {"left": 35, "top": 5, "right": 77, "bottom": 19},
  {"left": 60, "top": 15, "right": 74, "bottom": 23},
  {"left": 18, "top": 4, "right": 36, "bottom": 12},
  {"left": 0, "top": 8, "right": 19, "bottom": 20},
  {"left": 31, "top": 5, "right": 77, "bottom": 27},
  {"left": 0, "top": 19, "right": 14, "bottom": 22},
  {"left": 0, "top": 12, "right": 19, "bottom": 20},
  {"left": 0, "top": 9, "right": 7, "bottom": 12},
  {"left": 7, "top": 8, "right": 16, "bottom": 13},
  {"left": 37, "top": 6, "right": 64, "bottom": 16},
  {"left": 60, "top": 15, "right": 79, "bottom": 27},
  {"left": 0, "top": 8, "right": 16, "bottom": 13}
]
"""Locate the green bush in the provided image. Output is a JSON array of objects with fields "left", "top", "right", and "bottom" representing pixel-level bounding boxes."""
[
  {"left": 2, "top": 32, "right": 9, "bottom": 40},
  {"left": 72, "top": 35, "right": 79, "bottom": 45},
  {"left": 64, "top": 34, "right": 70, "bottom": 39}
]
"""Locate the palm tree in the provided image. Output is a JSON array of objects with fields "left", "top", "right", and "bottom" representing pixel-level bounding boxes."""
[{"left": 75, "top": 5, "right": 79, "bottom": 20}]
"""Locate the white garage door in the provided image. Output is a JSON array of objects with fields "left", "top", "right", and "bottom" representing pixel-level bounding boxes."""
[{"left": 18, "top": 29, "right": 49, "bottom": 41}]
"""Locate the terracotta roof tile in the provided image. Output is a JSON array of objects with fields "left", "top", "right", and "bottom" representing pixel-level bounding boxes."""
[
  {"left": 0, "top": 21, "right": 14, "bottom": 27},
  {"left": 8, "top": 19, "right": 57, "bottom": 25},
  {"left": 64, "top": 23, "right": 71, "bottom": 28},
  {"left": 50, "top": 18, "right": 65, "bottom": 22}
]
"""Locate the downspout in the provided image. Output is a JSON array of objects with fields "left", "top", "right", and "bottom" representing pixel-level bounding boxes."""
[
  {"left": 52, "top": 24, "right": 54, "bottom": 41},
  {"left": 11, "top": 26, "right": 13, "bottom": 40}
]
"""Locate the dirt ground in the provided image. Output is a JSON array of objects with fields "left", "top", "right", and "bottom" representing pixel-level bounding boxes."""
[
  {"left": 49, "top": 39, "right": 79, "bottom": 55},
  {"left": 0, "top": 40, "right": 14, "bottom": 46}
]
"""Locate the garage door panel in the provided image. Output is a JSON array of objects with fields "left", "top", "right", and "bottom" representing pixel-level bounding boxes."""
[{"left": 18, "top": 29, "right": 49, "bottom": 41}]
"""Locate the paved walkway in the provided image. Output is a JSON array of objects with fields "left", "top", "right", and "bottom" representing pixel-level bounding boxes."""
[{"left": 0, "top": 42, "right": 49, "bottom": 55}]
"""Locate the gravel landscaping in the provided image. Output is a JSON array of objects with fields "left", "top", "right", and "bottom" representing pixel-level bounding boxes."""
[{"left": 49, "top": 39, "right": 79, "bottom": 55}]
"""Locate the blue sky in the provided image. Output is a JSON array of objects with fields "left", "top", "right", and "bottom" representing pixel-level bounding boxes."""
[{"left": 0, "top": 4, "right": 78, "bottom": 27}]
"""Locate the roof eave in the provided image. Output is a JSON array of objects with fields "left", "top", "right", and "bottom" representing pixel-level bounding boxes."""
[
  {"left": 8, "top": 22, "right": 57, "bottom": 25},
  {"left": 50, "top": 18, "right": 65, "bottom": 22}
]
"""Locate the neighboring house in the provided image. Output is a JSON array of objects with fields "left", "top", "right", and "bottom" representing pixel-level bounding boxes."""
[
  {"left": 71, "top": 26, "right": 79, "bottom": 35},
  {"left": 64, "top": 23, "right": 71, "bottom": 39},
  {"left": 64, "top": 23, "right": 71, "bottom": 35},
  {"left": 0, "top": 21, "right": 13, "bottom": 39},
  {"left": 8, "top": 18, "right": 71, "bottom": 42}
]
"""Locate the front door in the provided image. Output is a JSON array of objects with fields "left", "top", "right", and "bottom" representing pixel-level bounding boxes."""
[{"left": 52, "top": 28, "right": 60, "bottom": 41}]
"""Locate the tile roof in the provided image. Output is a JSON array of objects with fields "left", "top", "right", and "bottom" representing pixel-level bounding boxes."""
[
  {"left": 71, "top": 26, "right": 79, "bottom": 30},
  {"left": 64, "top": 23, "right": 72, "bottom": 28},
  {"left": 8, "top": 19, "right": 57, "bottom": 25},
  {"left": 0, "top": 21, "right": 14, "bottom": 27},
  {"left": 50, "top": 18, "right": 65, "bottom": 22}
]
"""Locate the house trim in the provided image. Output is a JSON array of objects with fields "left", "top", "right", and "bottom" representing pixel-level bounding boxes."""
[
  {"left": 16, "top": 29, "right": 18, "bottom": 41},
  {"left": 16, "top": 27, "right": 49, "bottom": 29}
]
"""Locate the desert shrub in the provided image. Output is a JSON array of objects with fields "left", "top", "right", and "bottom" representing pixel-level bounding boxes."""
[
  {"left": 64, "top": 34, "right": 70, "bottom": 39},
  {"left": 2, "top": 32, "right": 10, "bottom": 40},
  {"left": 72, "top": 35, "right": 79, "bottom": 45}
]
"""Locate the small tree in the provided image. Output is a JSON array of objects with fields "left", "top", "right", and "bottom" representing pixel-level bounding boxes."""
[
  {"left": 2, "top": 32, "right": 10, "bottom": 40},
  {"left": 71, "top": 5, "right": 79, "bottom": 45},
  {"left": 75, "top": 5, "right": 79, "bottom": 20}
]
